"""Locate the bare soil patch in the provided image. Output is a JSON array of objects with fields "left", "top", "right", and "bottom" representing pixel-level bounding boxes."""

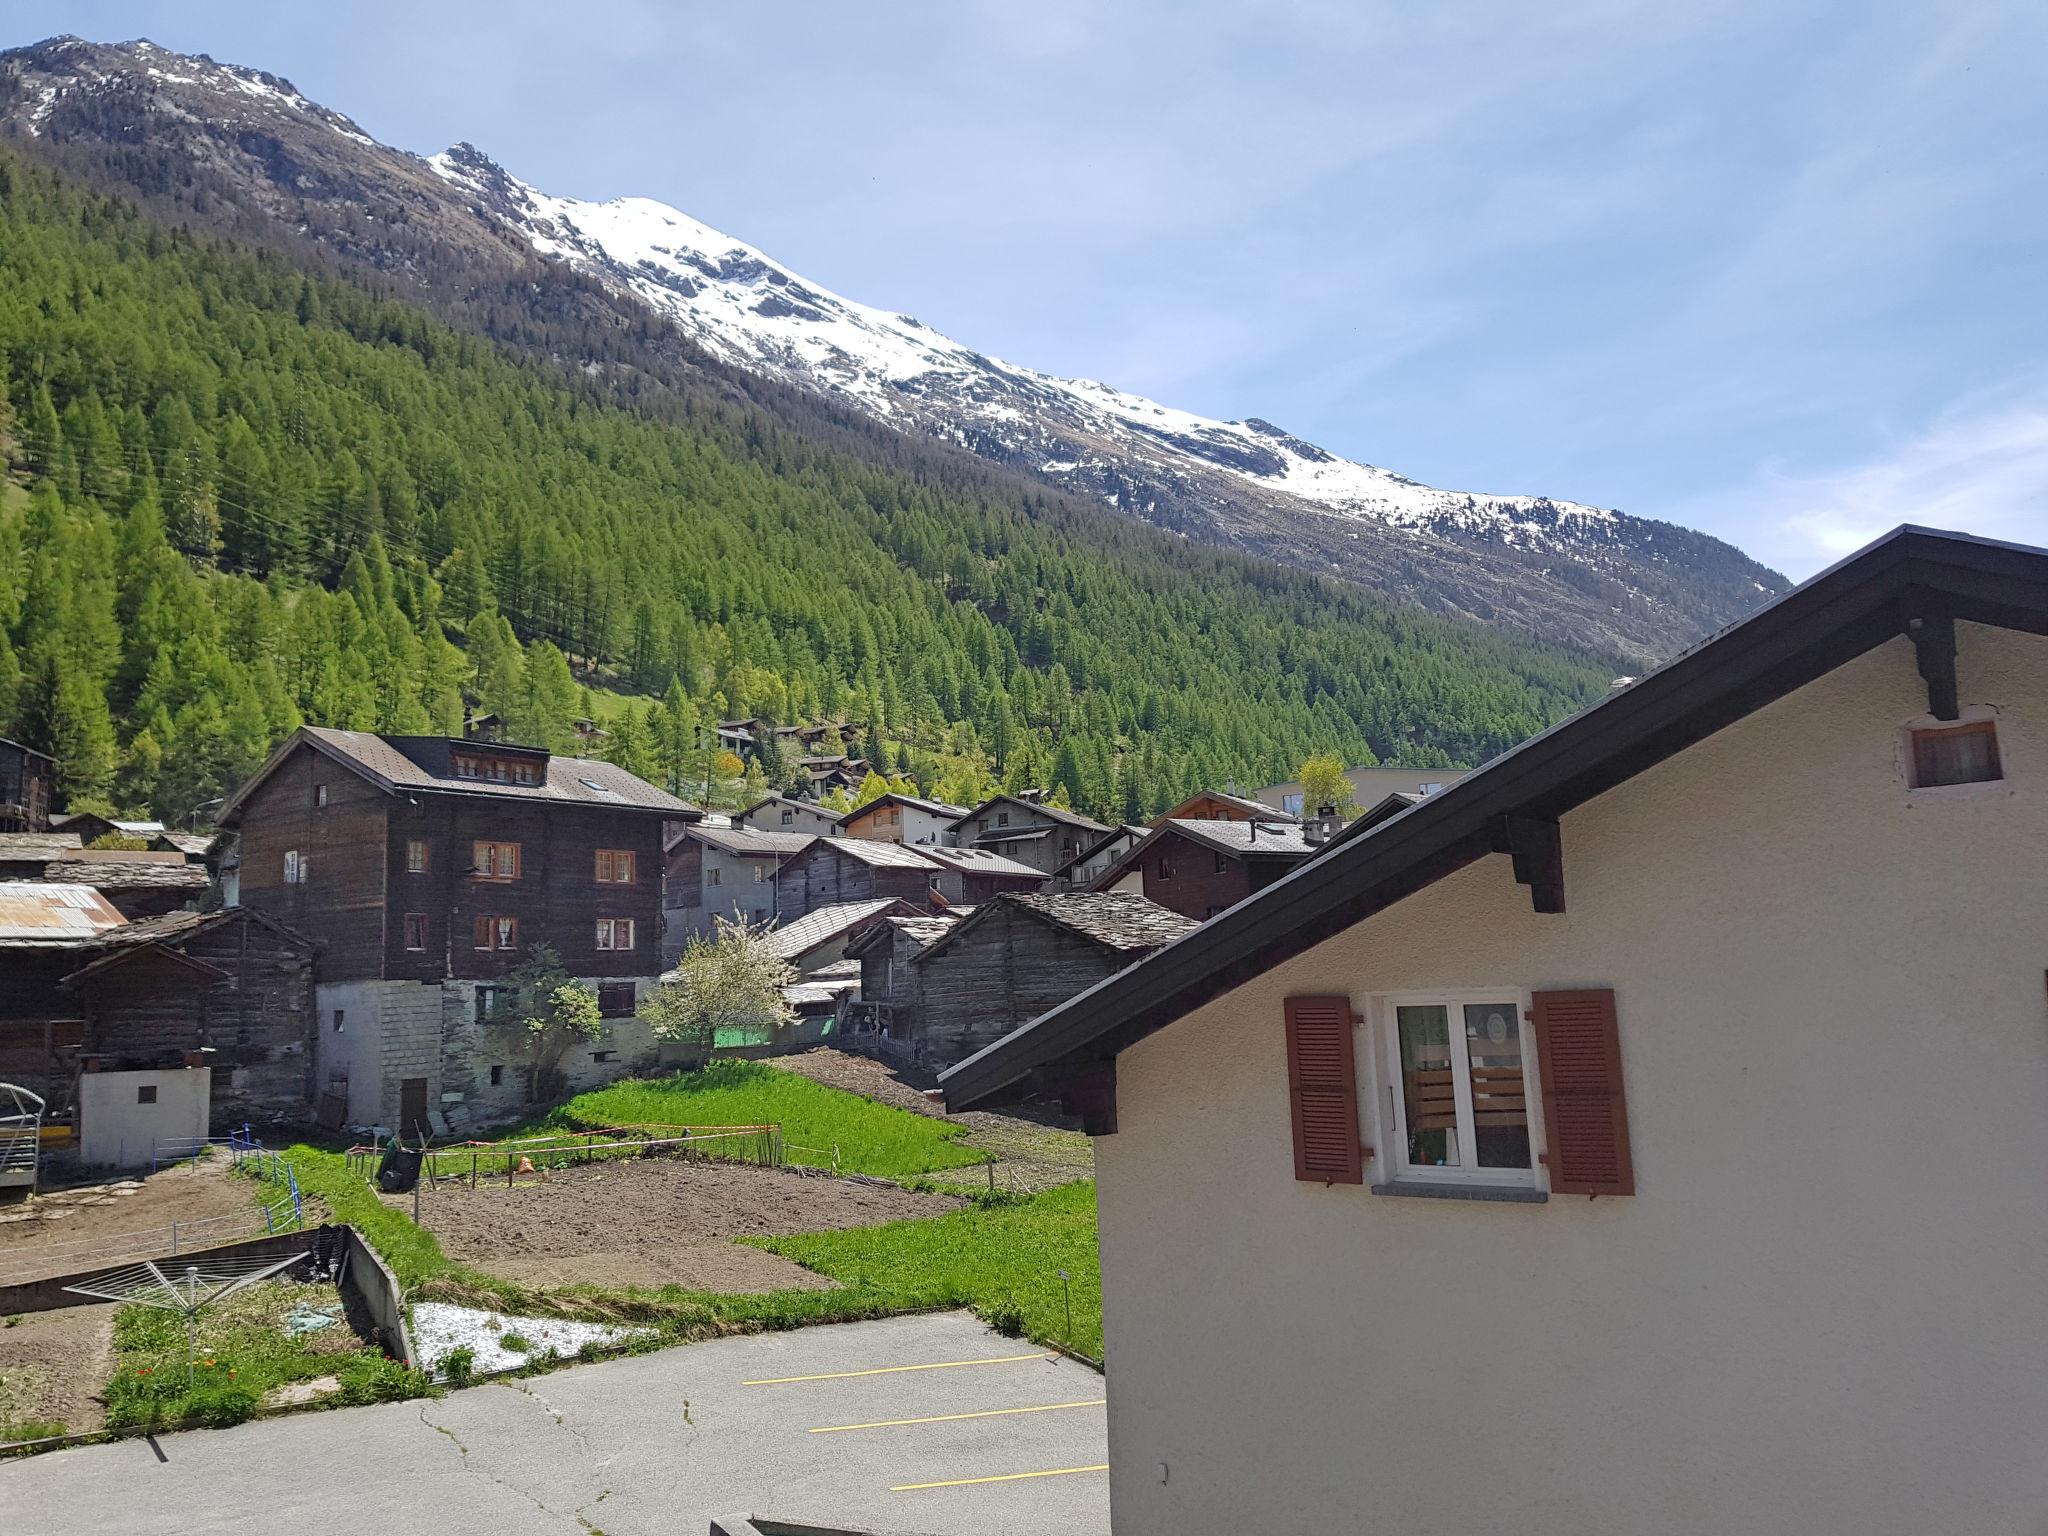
[
  {"left": 0, "top": 1304, "right": 116, "bottom": 1435},
  {"left": 411, "top": 1157, "right": 962, "bottom": 1294},
  {"left": 0, "top": 1160, "right": 281, "bottom": 1285}
]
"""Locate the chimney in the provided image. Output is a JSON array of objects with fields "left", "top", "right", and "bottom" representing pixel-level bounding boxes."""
[{"left": 1302, "top": 803, "right": 1339, "bottom": 847}]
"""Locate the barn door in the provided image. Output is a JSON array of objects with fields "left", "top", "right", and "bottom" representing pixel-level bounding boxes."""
[{"left": 399, "top": 1078, "right": 431, "bottom": 1141}]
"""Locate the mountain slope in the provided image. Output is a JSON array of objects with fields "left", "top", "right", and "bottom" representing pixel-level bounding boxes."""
[
  {"left": 0, "top": 141, "right": 1617, "bottom": 828},
  {"left": 0, "top": 36, "right": 1786, "bottom": 662}
]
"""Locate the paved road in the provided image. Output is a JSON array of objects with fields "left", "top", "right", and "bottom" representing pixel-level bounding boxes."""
[{"left": 0, "top": 1312, "right": 1110, "bottom": 1536}]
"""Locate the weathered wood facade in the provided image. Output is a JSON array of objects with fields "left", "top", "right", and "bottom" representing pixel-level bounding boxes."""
[
  {"left": 773, "top": 839, "right": 937, "bottom": 923},
  {"left": 908, "top": 892, "right": 1196, "bottom": 1066},
  {"left": 1093, "top": 819, "right": 1316, "bottom": 922},
  {"left": 0, "top": 907, "right": 316, "bottom": 1124},
  {"left": 232, "top": 731, "right": 685, "bottom": 983},
  {"left": 0, "top": 738, "right": 55, "bottom": 832}
]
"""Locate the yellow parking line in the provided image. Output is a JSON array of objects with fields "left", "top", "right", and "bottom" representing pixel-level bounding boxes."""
[
  {"left": 743, "top": 1352, "right": 1054, "bottom": 1385},
  {"left": 811, "top": 1398, "right": 1106, "bottom": 1433},
  {"left": 892, "top": 1463, "right": 1110, "bottom": 1492}
]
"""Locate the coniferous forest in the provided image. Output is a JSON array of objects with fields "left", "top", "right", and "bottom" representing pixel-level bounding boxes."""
[{"left": 0, "top": 149, "right": 1615, "bottom": 825}]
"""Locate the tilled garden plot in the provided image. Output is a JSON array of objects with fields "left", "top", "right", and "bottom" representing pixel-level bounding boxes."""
[{"left": 409, "top": 1157, "right": 963, "bottom": 1293}]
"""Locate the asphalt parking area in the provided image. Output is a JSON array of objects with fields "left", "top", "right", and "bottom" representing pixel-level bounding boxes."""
[{"left": 0, "top": 1311, "right": 1110, "bottom": 1535}]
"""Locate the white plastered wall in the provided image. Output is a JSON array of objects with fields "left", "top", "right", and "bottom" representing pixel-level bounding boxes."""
[
  {"left": 79, "top": 1067, "right": 211, "bottom": 1167},
  {"left": 1098, "top": 625, "right": 2048, "bottom": 1536}
]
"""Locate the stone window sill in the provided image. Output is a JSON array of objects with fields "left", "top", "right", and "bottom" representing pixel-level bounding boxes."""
[{"left": 1371, "top": 1181, "right": 1547, "bottom": 1205}]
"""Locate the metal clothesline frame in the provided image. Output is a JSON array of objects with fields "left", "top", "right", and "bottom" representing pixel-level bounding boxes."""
[{"left": 64, "top": 1251, "right": 313, "bottom": 1384}]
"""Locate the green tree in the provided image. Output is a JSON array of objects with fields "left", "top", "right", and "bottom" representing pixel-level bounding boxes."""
[
  {"left": 500, "top": 946, "right": 604, "bottom": 1103},
  {"left": 1298, "top": 751, "right": 1357, "bottom": 819},
  {"left": 49, "top": 659, "right": 119, "bottom": 808}
]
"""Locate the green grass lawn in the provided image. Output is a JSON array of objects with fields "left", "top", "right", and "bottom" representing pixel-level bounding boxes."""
[
  {"left": 102, "top": 1279, "right": 428, "bottom": 1432},
  {"left": 539, "top": 1060, "right": 989, "bottom": 1182},
  {"left": 747, "top": 1180, "right": 1102, "bottom": 1358}
]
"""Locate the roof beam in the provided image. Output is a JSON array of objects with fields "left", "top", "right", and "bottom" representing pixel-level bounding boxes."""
[
  {"left": 1907, "top": 606, "right": 1959, "bottom": 720},
  {"left": 1499, "top": 815, "right": 1565, "bottom": 914}
]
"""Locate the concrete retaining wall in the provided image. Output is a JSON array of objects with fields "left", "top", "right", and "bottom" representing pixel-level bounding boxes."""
[{"left": 335, "top": 1222, "right": 414, "bottom": 1366}]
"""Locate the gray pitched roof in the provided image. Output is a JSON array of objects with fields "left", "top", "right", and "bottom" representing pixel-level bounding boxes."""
[
  {"left": 960, "top": 794, "right": 1112, "bottom": 836},
  {"left": 224, "top": 726, "right": 700, "bottom": 820},
  {"left": 1160, "top": 819, "right": 1318, "bottom": 858},
  {"left": 0, "top": 833, "right": 84, "bottom": 862},
  {"left": 762, "top": 898, "right": 916, "bottom": 961},
  {"left": 917, "top": 845, "right": 1047, "bottom": 881},
  {"left": 807, "top": 838, "right": 943, "bottom": 871},
  {"left": 43, "top": 859, "right": 208, "bottom": 891},
  {"left": 917, "top": 890, "right": 1196, "bottom": 966},
  {"left": 687, "top": 824, "right": 816, "bottom": 858}
]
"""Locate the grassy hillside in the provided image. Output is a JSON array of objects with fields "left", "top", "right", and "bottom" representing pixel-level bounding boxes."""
[{"left": 0, "top": 149, "right": 1612, "bottom": 822}]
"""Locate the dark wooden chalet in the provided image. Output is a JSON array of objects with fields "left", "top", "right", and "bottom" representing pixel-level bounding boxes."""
[
  {"left": 952, "top": 795, "right": 1112, "bottom": 878},
  {"left": 844, "top": 911, "right": 963, "bottom": 1045},
  {"left": 766, "top": 896, "right": 921, "bottom": 974},
  {"left": 1153, "top": 790, "right": 1300, "bottom": 825},
  {"left": 222, "top": 726, "right": 699, "bottom": 983},
  {"left": 907, "top": 891, "right": 1196, "bottom": 1066},
  {"left": 1093, "top": 817, "right": 1317, "bottom": 921},
  {"left": 773, "top": 837, "right": 939, "bottom": 924},
  {"left": 917, "top": 844, "right": 1047, "bottom": 905},
  {"left": 0, "top": 889, "right": 315, "bottom": 1125},
  {"left": 0, "top": 738, "right": 55, "bottom": 832}
]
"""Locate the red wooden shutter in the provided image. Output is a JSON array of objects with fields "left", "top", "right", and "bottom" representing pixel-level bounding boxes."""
[
  {"left": 1530, "top": 989, "right": 1634, "bottom": 1195},
  {"left": 1284, "top": 995, "right": 1364, "bottom": 1184}
]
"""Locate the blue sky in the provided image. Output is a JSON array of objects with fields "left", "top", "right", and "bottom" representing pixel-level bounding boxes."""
[{"left": 15, "top": 2, "right": 2048, "bottom": 577}]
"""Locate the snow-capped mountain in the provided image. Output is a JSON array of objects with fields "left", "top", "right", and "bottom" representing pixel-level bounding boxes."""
[
  {"left": 0, "top": 37, "right": 1789, "bottom": 661},
  {"left": 424, "top": 141, "right": 1629, "bottom": 557}
]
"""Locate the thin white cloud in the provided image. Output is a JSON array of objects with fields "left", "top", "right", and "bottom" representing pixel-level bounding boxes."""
[{"left": 1660, "top": 384, "right": 2048, "bottom": 579}]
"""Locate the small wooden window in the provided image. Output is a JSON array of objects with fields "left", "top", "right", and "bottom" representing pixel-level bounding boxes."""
[
  {"left": 780, "top": 809, "right": 794, "bottom": 825},
  {"left": 596, "top": 917, "right": 635, "bottom": 952},
  {"left": 314, "top": 783, "right": 328, "bottom": 807},
  {"left": 137, "top": 1085, "right": 157, "bottom": 1105},
  {"left": 472, "top": 840, "right": 521, "bottom": 880},
  {"left": 752, "top": 864, "right": 769, "bottom": 884},
  {"left": 591, "top": 1050, "right": 615, "bottom": 1063},
  {"left": 476, "top": 987, "right": 510, "bottom": 1023},
  {"left": 595, "top": 849, "right": 636, "bottom": 884},
  {"left": 1911, "top": 719, "right": 2002, "bottom": 787},
  {"left": 333, "top": 1009, "right": 345, "bottom": 1033},
  {"left": 597, "top": 981, "right": 637, "bottom": 1017},
  {"left": 474, "top": 915, "right": 519, "bottom": 951},
  {"left": 707, "top": 866, "right": 722, "bottom": 887},
  {"left": 406, "top": 839, "right": 430, "bottom": 874},
  {"left": 1157, "top": 856, "right": 1175, "bottom": 880},
  {"left": 403, "top": 913, "right": 428, "bottom": 951},
  {"left": 489, "top": 1065, "right": 504, "bottom": 1086},
  {"left": 1214, "top": 850, "right": 1229, "bottom": 874},
  {"left": 283, "top": 849, "right": 307, "bottom": 885}
]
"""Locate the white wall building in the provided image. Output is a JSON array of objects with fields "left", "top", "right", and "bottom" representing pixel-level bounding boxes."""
[{"left": 944, "top": 527, "right": 2048, "bottom": 1536}]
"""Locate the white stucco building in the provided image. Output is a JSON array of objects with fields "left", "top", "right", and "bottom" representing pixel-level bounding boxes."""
[{"left": 943, "top": 527, "right": 2048, "bottom": 1535}]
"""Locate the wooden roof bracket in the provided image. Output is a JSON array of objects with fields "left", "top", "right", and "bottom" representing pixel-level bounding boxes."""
[
  {"left": 1499, "top": 814, "right": 1565, "bottom": 914},
  {"left": 1906, "top": 601, "right": 1959, "bottom": 720}
]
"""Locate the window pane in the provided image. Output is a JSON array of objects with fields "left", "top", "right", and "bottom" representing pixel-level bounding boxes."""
[
  {"left": 1463, "top": 1003, "right": 1532, "bottom": 1170},
  {"left": 1914, "top": 723, "right": 2000, "bottom": 787},
  {"left": 1397, "top": 1005, "right": 1459, "bottom": 1167}
]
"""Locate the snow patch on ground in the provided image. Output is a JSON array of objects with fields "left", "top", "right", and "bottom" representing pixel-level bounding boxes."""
[{"left": 411, "top": 1300, "right": 652, "bottom": 1378}]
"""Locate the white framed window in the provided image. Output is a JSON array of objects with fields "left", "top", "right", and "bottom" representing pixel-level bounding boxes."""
[
  {"left": 1372, "top": 991, "right": 1543, "bottom": 1189},
  {"left": 283, "top": 849, "right": 307, "bottom": 884},
  {"left": 596, "top": 917, "right": 635, "bottom": 951}
]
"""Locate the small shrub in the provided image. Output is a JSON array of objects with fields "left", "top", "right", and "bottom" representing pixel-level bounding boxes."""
[
  {"left": 499, "top": 1332, "right": 532, "bottom": 1353},
  {"left": 335, "top": 1353, "right": 436, "bottom": 1406},
  {"left": 440, "top": 1346, "right": 476, "bottom": 1387},
  {"left": 186, "top": 1384, "right": 259, "bottom": 1428},
  {"left": 980, "top": 1297, "right": 1025, "bottom": 1337}
]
